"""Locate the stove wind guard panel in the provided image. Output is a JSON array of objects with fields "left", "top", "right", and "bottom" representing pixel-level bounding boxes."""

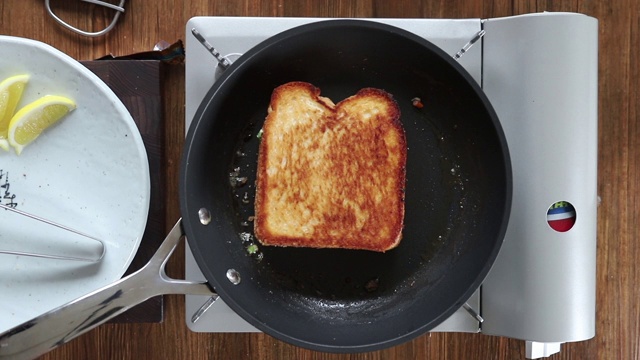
[{"left": 184, "top": 13, "right": 598, "bottom": 359}]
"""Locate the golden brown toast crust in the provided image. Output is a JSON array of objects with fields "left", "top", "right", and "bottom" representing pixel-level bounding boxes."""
[{"left": 254, "top": 81, "right": 406, "bottom": 252}]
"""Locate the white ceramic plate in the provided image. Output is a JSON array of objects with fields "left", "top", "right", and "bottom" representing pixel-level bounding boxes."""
[{"left": 0, "top": 36, "right": 150, "bottom": 332}]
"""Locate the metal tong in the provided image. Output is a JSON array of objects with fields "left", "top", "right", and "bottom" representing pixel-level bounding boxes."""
[{"left": 0, "top": 203, "right": 105, "bottom": 262}]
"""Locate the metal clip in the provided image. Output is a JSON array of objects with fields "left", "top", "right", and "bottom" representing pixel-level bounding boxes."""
[
  {"left": 0, "top": 203, "right": 105, "bottom": 262},
  {"left": 45, "top": 0, "right": 125, "bottom": 37}
]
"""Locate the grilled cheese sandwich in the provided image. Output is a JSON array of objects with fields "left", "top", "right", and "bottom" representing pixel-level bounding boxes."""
[{"left": 254, "top": 81, "right": 406, "bottom": 252}]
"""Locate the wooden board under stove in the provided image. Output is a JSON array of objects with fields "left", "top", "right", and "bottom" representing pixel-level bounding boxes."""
[{"left": 81, "top": 60, "right": 165, "bottom": 323}]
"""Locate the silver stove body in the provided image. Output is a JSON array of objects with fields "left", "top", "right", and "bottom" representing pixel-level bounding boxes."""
[{"left": 184, "top": 13, "right": 598, "bottom": 359}]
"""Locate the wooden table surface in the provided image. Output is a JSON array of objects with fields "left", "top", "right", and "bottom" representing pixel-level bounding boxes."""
[{"left": 0, "top": 1, "right": 634, "bottom": 359}]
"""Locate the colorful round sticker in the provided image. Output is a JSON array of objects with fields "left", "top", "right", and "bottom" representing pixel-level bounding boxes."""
[{"left": 547, "top": 201, "right": 576, "bottom": 232}]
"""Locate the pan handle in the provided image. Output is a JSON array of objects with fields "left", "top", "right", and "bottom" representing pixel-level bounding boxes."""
[{"left": 0, "top": 219, "right": 215, "bottom": 360}]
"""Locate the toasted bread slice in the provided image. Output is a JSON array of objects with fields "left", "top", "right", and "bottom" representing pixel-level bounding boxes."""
[{"left": 254, "top": 82, "right": 406, "bottom": 252}]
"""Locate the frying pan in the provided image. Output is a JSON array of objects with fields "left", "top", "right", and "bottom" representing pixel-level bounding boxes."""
[{"left": 0, "top": 20, "right": 511, "bottom": 358}]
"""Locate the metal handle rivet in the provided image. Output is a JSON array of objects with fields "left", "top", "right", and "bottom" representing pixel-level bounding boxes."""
[
  {"left": 198, "top": 208, "right": 211, "bottom": 225},
  {"left": 226, "top": 269, "right": 241, "bottom": 285}
]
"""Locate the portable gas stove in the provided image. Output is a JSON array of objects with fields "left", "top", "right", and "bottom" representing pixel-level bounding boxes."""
[{"left": 184, "top": 13, "right": 598, "bottom": 359}]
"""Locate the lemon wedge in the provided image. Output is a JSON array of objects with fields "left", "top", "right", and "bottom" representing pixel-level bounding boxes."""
[
  {"left": 0, "top": 74, "right": 30, "bottom": 151},
  {"left": 8, "top": 95, "right": 76, "bottom": 155}
]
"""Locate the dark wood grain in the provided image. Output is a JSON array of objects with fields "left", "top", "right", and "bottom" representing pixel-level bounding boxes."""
[
  {"left": 81, "top": 60, "right": 166, "bottom": 324},
  {"left": 0, "top": 0, "right": 635, "bottom": 359}
]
